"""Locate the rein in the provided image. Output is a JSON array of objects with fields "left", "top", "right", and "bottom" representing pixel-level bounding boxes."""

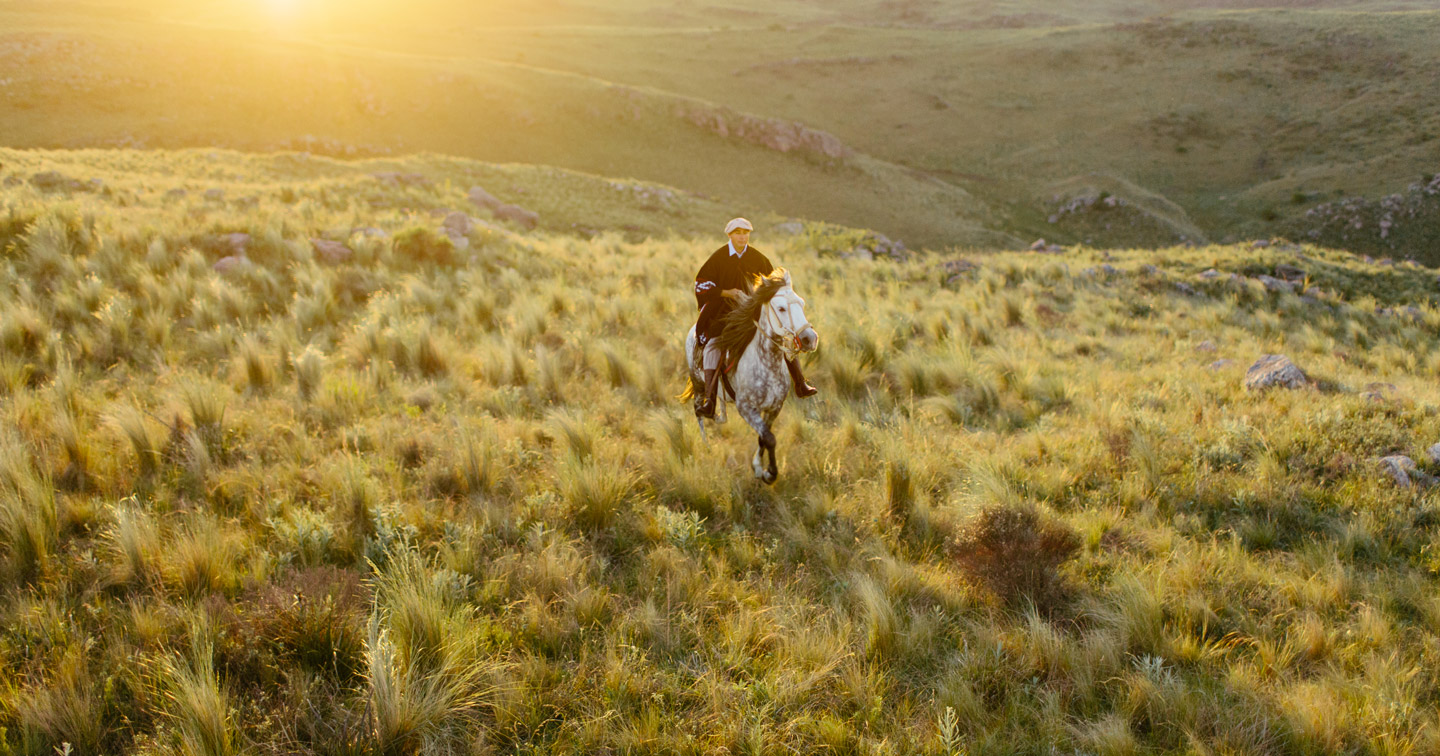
[{"left": 763, "top": 299, "right": 803, "bottom": 360}]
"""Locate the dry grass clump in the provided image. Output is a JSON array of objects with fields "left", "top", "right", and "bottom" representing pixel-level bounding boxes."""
[
  {"left": 8, "top": 149, "right": 1440, "bottom": 753},
  {"left": 950, "top": 504, "right": 1081, "bottom": 613}
]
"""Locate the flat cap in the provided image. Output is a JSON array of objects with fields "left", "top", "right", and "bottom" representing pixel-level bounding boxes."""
[{"left": 725, "top": 217, "right": 753, "bottom": 234}]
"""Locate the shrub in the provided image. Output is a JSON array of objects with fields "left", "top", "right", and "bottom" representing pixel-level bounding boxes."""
[
  {"left": 391, "top": 227, "right": 456, "bottom": 267},
  {"left": 949, "top": 504, "right": 1080, "bottom": 612}
]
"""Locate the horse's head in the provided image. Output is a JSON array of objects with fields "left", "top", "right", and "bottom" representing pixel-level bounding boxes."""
[{"left": 764, "top": 269, "right": 819, "bottom": 354}]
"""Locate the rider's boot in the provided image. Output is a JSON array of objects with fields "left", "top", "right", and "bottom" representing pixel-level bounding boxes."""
[
  {"left": 696, "top": 368, "right": 721, "bottom": 418},
  {"left": 785, "top": 358, "right": 818, "bottom": 398}
]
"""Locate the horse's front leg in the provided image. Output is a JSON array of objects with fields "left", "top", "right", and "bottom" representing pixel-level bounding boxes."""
[
  {"left": 737, "top": 405, "right": 777, "bottom": 484},
  {"left": 761, "top": 428, "right": 778, "bottom": 484}
]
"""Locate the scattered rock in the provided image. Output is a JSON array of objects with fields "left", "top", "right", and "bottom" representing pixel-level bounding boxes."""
[
  {"left": 1427, "top": 444, "right": 1440, "bottom": 466},
  {"left": 311, "top": 239, "right": 353, "bottom": 265},
  {"left": 87, "top": 178, "right": 104, "bottom": 191},
  {"left": 774, "top": 221, "right": 805, "bottom": 236},
  {"left": 467, "top": 185, "right": 503, "bottom": 211},
  {"left": 1174, "top": 282, "right": 1198, "bottom": 296},
  {"left": 373, "top": 172, "right": 430, "bottom": 187},
  {"left": 204, "top": 188, "right": 225, "bottom": 202},
  {"left": 1028, "top": 238, "right": 1063, "bottom": 253},
  {"left": 1375, "top": 305, "right": 1425, "bottom": 322},
  {"left": 1198, "top": 269, "right": 1222, "bottom": 280},
  {"left": 1360, "top": 382, "right": 1397, "bottom": 402},
  {"left": 31, "top": 170, "right": 81, "bottom": 191},
  {"left": 351, "top": 226, "right": 388, "bottom": 239},
  {"left": 212, "top": 255, "right": 250, "bottom": 274},
  {"left": 493, "top": 203, "right": 539, "bottom": 230},
  {"left": 1140, "top": 264, "right": 1159, "bottom": 276},
  {"left": 165, "top": 188, "right": 187, "bottom": 201},
  {"left": 849, "top": 232, "right": 908, "bottom": 262},
  {"left": 1244, "top": 354, "right": 1307, "bottom": 390},
  {"left": 3, "top": 176, "right": 21, "bottom": 188},
  {"left": 1195, "top": 340, "right": 1217, "bottom": 352},
  {"left": 1250, "top": 239, "right": 1271, "bottom": 249},
  {"left": 1378, "top": 455, "right": 1435, "bottom": 489},
  {"left": 205, "top": 233, "right": 251, "bottom": 255},
  {"left": 942, "top": 259, "right": 978, "bottom": 275},
  {"left": 1275, "top": 263, "right": 1306, "bottom": 282},
  {"left": 442, "top": 211, "right": 473, "bottom": 239},
  {"left": 1209, "top": 359, "right": 1235, "bottom": 370},
  {"left": 1256, "top": 275, "right": 1295, "bottom": 293}
]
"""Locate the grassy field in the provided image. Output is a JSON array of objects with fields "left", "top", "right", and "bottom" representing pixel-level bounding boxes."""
[
  {"left": 6, "top": 148, "right": 1440, "bottom": 754},
  {"left": 1, "top": 0, "right": 1437, "bottom": 254}
]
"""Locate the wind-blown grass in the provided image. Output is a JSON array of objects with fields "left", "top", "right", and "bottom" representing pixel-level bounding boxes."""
[{"left": 4, "top": 149, "right": 1440, "bottom": 754}]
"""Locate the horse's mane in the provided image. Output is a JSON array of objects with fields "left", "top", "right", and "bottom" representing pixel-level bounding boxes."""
[{"left": 715, "top": 268, "right": 790, "bottom": 360}]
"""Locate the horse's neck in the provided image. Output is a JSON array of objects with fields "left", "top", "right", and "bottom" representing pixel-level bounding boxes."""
[{"left": 741, "top": 315, "right": 784, "bottom": 366}]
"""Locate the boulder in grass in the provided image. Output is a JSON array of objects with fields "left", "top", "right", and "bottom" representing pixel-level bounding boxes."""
[
  {"left": 1244, "top": 354, "right": 1306, "bottom": 390},
  {"left": 1256, "top": 275, "right": 1295, "bottom": 293},
  {"left": 311, "top": 238, "right": 353, "bottom": 265},
  {"left": 1275, "top": 263, "right": 1306, "bottom": 282},
  {"left": 493, "top": 203, "right": 538, "bottom": 230},
  {"left": 1378, "top": 455, "right": 1436, "bottom": 489},
  {"left": 204, "top": 188, "right": 225, "bottom": 202},
  {"left": 213, "top": 255, "right": 250, "bottom": 274},
  {"left": 467, "top": 185, "right": 503, "bottom": 211},
  {"left": 1427, "top": 443, "right": 1440, "bottom": 465},
  {"left": 442, "top": 211, "right": 473, "bottom": 239}
]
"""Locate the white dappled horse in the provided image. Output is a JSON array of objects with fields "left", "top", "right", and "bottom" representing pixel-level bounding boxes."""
[{"left": 685, "top": 269, "right": 819, "bottom": 484}]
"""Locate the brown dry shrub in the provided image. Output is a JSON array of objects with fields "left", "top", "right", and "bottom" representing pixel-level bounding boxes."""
[{"left": 949, "top": 504, "right": 1080, "bottom": 613}]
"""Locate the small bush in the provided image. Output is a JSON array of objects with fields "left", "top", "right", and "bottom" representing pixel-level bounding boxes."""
[
  {"left": 949, "top": 504, "right": 1080, "bottom": 612},
  {"left": 392, "top": 227, "right": 456, "bottom": 267}
]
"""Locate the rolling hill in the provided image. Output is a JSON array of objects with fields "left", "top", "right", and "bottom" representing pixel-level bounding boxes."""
[{"left": 1, "top": 0, "right": 1438, "bottom": 256}]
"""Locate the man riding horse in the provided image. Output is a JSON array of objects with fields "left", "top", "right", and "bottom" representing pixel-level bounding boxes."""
[{"left": 693, "top": 218, "right": 817, "bottom": 418}]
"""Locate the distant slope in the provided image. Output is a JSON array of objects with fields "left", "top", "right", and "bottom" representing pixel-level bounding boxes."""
[{"left": 1, "top": 1, "right": 1437, "bottom": 254}]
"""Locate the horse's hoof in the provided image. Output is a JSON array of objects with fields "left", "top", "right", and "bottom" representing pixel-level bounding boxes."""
[{"left": 763, "top": 472, "right": 777, "bottom": 485}]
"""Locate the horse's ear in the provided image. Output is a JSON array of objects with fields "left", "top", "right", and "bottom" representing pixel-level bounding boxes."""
[{"left": 781, "top": 268, "right": 791, "bottom": 286}]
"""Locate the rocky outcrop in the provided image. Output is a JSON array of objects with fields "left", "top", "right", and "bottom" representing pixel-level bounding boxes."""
[
  {"left": 1244, "top": 355, "right": 1306, "bottom": 390},
  {"left": 679, "top": 104, "right": 850, "bottom": 160}
]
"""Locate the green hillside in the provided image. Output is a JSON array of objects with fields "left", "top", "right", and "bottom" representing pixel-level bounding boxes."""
[
  {"left": 6, "top": 149, "right": 1440, "bottom": 753},
  {"left": 1, "top": 1, "right": 1437, "bottom": 255}
]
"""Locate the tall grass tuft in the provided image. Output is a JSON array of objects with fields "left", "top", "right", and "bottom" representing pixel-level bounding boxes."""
[
  {"left": 108, "top": 404, "right": 160, "bottom": 477},
  {"left": 0, "top": 446, "right": 59, "bottom": 581},
  {"left": 107, "top": 500, "right": 162, "bottom": 587},
  {"left": 295, "top": 346, "right": 324, "bottom": 402},
  {"left": 18, "top": 645, "right": 105, "bottom": 754},
  {"left": 366, "top": 553, "right": 498, "bottom": 752},
  {"left": 158, "top": 629, "right": 239, "bottom": 756},
  {"left": 238, "top": 336, "right": 274, "bottom": 394},
  {"left": 560, "top": 456, "right": 636, "bottom": 532}
]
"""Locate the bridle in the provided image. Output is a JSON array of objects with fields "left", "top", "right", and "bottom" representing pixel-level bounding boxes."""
[{"left": 762, "top": 291, "right": 808, "bottom": 360}]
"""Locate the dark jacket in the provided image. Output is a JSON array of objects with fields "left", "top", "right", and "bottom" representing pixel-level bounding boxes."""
[{"left": 694, "top": 243, "right": 774, "bottom": 344}]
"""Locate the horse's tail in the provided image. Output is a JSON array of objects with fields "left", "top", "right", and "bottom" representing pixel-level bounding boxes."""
[{"left": 678, "top": 373, "right": 699, "bottom": 402}]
